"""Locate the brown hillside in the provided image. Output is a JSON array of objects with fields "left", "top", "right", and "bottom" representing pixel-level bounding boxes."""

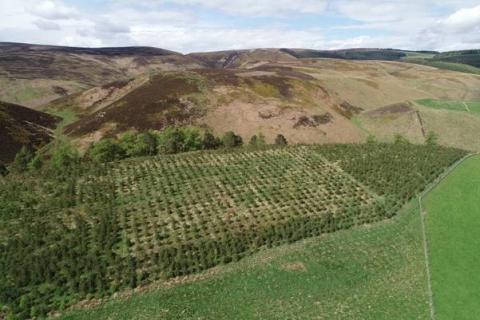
[
  {"left": 60, "top": 57, "right": 480, "bottom": 152},
  {"left": 188, "top": 49, "right": 297, "bottom": 69},
  {"left": 0, "top": 101, "right": 60, "bottom": 163},
  {"left": 64, "top": 72, "right": 207, "bottom": 142}
]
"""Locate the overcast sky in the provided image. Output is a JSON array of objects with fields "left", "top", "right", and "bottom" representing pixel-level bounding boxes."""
[{"left": 1, "top": 0, "right": 480, "bottom": 53}]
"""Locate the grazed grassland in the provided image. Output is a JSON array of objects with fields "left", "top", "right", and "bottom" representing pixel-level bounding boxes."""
[{"left": 424, "top": 155, "right": 480, "bottom": 320}]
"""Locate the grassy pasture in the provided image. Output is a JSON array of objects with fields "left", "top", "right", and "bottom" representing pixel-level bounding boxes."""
[
  {"left": 424, "top": 155, "right": 480, "bottom": 319},
  {"left": 59, "top": 200, "right": 429, "bottom": 320},
  {"left": 416, "top": 99, "right": 480, "bottom": 115}
]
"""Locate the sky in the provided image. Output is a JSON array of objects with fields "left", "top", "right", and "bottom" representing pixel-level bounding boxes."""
[{"left": 1, "top": 0, "right": 480, "bottom": 53}]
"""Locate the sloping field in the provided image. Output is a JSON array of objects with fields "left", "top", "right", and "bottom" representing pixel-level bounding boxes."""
[
  {"left": 357, "top": 98, "right": 480, "bottom": 151},
  {"left": 424, "top": 155, "right": 480, "bottom": 319},
  {"left": 0, "top": 143, "right": 466, "bottom": 318}
]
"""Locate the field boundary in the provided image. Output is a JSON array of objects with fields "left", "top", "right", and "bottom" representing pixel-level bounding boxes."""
[{"left": 417, "top": 153, "right": 479, "bottom": 320}]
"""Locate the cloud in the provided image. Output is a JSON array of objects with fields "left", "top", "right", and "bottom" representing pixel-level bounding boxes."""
[
  {"left": 33, "top": 19, "right": 61, "bottom": 30},
  {"left": 441, "top": 4, "right": 480, "bottom": 32},
  {"left": 166, "top": 0, "right": 328, "bottom": 16},
  {"left": 409, "top": 4, "right": 480, "bottom": 51},
  {"left": 1, "top": 0, "right": 480, "bottom": 52},
  {"left": 95, "top": 21, "right": 131, "bottom": 34},
  {"left": 29, "top": 0, "right": 78, "bottom": 20},
  {"left": 129, "top": 25, "right": 326, "bottom": 52}
]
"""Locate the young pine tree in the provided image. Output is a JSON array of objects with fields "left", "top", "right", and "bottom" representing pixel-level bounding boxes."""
[
  {"left": 222, "top": 131, "right": 243, "bottom": 148},
  {"left": 425, "top": 131, "right": 438, "bottom": 146},
  {"left": 274, "top": 134, "right": 288, "bottom": 147},
  {"left": 11, "top": 146, "right": 34, "bottom": 173},
  {"left": 202, "top": 132, "right": 221, "bottom": 150}
]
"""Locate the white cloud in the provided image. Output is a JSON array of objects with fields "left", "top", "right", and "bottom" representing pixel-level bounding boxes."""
[
  {"left": 95, "top": 21, "right": 131, "bottom": 34},
  {"left": 33, "top": 19, "right": 61, "bottom": 30},
  {"left": 442, "top": 4, "right": 480, "bottom": 32},
  {"left": 129, "top": 25, "right": 326, "bottom": 52},
  {"left": 166, "top": 0, "right": 328, "bottom": 16},
  {"left": 0, "top": 0, "right": 480, "bottom": 52},
  {"left": 29, "top": 0, "right": 78, "bottom": 20}
]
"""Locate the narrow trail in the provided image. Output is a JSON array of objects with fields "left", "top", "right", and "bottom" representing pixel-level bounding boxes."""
[
  {"left": 418, "top": 197, "right": 435, "bottom": 320},
  {"left": 462, "top": 101, "right": 471, "bottom": 112}
]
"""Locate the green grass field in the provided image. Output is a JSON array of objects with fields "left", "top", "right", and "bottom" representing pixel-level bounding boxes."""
[
  {"left": 402, "top": 58, "right": 480, "bottom": 75},
  {"left": 59, "top": 200, "right": 429, "bottom": 320},
  {"left": 416, "top": 99, "right": 480, "bottom": 115},
  {"left": 424, "top": 155, "right": 480, "bottom": 320}
]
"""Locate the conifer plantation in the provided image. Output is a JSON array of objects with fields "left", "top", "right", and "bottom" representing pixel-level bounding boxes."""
[{"left": 0, "top": 142, "right": 466, "bottom": 319}]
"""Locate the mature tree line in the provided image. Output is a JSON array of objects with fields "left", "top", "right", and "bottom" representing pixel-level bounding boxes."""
[
  {"left": 87, "top": 128, "right": 288, "bottom": 163},
  {"left": 3, "top": 127, "right": 289, "bottom": 175}
]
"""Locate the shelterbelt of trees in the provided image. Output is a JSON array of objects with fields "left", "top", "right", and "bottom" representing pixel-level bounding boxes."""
[{"left": 2, "top": 127, "right": 289, "bottom": 175}]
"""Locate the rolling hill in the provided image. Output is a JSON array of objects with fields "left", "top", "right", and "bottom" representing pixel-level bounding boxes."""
[
  {"left": 433, "top": 50, "right": 480, "bottom": 68},
  {"left": 2, "top": 42, "right": 480, "bottom": 156},
  {"left": 0, "top": 42, "right": 201, "bottom": 108},
  {"left": 43, "top": 54, "right": 480, "bottom": 152}
]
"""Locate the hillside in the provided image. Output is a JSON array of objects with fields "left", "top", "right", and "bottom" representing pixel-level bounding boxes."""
[
  {"left": 280, "top": 48, "right": 423, "bottom": 60},
  {"left": 433, "top": 50, "right": 480, "bottom": 68},
  {"left": 0, "top": 101, "right": 60, "bottom": 163},
  {"left": 188, "top": 48, "right": 297, "bottom": 69},
  {"left": 0, "top": 42, "right": 201, "bottom": 108},
  {"left": 282, "top": 48, "right": 480, "bottom": 75},
  {"left": 47, "top": 57, "right": 480, "bottom": 152},
  {"left": 2, "top": 43, "right": 480, "bottom": 109}
]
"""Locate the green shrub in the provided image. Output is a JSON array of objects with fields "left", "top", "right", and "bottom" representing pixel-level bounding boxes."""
[
  {"left": 0, "top": 161, "right": 8, "bottom": 176},
  {"left": 393, "top": 134, "right": 409, "bottom": 145},
  {"left": 157, "top": 128, "right": 185, "bottom": 154},
  {"left": 28, "top": 154, "right": 43, "bottom": 171},
  {"left": 182, "top": 127, "right": 203, "bottom": 151},
  {"left": 274, "top": 134, "right": 288, "bottom": 146},
  {"left": 222, "top": 131, "right": 243, "bottom": 148},
  {"left": 10, "top": 146, "right": 34, "bottom": 173},
  {"left": 51, "top": 143, "right": 80, "bottom": 170},
  {"left": 202, "top": 132, "right": 222, "bottom": 150},
  {"left": 249, "top": 133, "right": 266, "bottom": 148},
  {"left": 425, "top": 131, "right": 438, "bottom": 146},
  {"left": 89, "top": 139, "right": 125, "bottom": 163},
  {"left": 120, "top": 131, "right": 158, "bottom": 157},
  {"left": 366, "top": 135, "right": 377, "bottom": 144}
]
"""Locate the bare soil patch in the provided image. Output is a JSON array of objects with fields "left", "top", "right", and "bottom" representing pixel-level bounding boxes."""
[{"left": 281, "top": 262, "right": 307, "bottom": 272}]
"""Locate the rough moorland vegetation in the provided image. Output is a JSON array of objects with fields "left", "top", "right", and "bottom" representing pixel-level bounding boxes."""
[
  {"left": 0, "top": 101, "right": 60, "bottom": 163},
  {"left": 0, "top": 141, "right": 466, "bottom": 319}
]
